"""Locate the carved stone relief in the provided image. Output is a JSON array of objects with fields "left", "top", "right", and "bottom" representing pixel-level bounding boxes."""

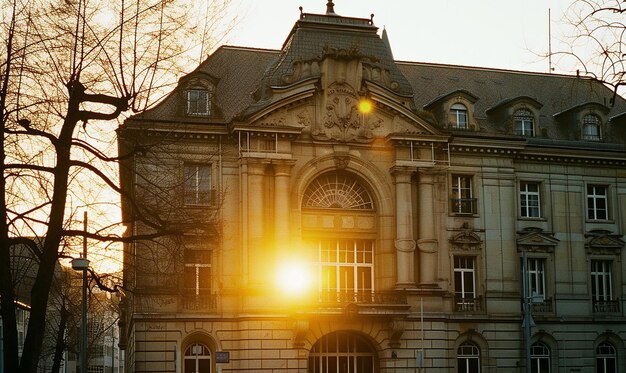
[
  {"left": 450, "top": 227, "right": 482, "bottom": 251},
  {"left": 283, "top": 60, "right": 321, "bottom": 85},
  {"left": 362, "top": 63, "right": 399, "bottom": 91},
  {"left": 313, "top": 82, "right": 382, "bottom": 143}
]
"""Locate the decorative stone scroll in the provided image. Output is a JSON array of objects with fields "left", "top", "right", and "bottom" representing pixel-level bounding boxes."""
[{"left": 450, "top": 228, "right": 482, "bottom": 251}]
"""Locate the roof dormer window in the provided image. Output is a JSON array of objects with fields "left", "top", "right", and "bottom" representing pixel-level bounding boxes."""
[
  {"left": 451, "top": 103, "right": 468, "bottom": 129},
  {"left": 514, "top": 109, "right": 534, "bottom": 137},
  {"left": 186, "top": 89, "right": 211, "bottom": 116},
  {"left": 583, "top": 114, "right": 601, "bottom": 141}
]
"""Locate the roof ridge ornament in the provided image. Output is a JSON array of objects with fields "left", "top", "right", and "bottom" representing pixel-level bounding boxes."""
[{"left": 326, "top": 0, "right": 336, "bottom": 15}]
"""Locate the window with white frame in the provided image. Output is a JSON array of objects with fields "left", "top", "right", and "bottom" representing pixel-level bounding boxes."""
[
  {"left": 309, "top": 332, "right": 375, "bottom": 373},
  {"left": 184, "top": 343, "right": 211, "bottom": 373},
  {"left": 587, "top": 185, "right": 608, "bottom": 220},
  {"left": 451, "top": 175, "right": 475, "bottom": 214},
  {"left": 184, "top": 248, "right": 211, "bottom": 297},
  {"left": 520, "top": 182, "right": 541, "bottom": 218},
  {"left": 454, "top": 256, "right": 477, "bottom": 311},
  {"left": 184, "top": 164, "right": 211, "bottom": 206},
  {"left": 591, "top": 260, "right": 613, "bottom": 305},
  {"left": 583, "top": 114, "right": 601, "bottom": 141},
  {"left": 457, "top": 342, "right": 480, "bottom": 373},
  {"left": 186, "top": 89, "right": 211, "bottom": 116},
  {"left": 302, "top": 172, "right": 374, "bottom": 210},
  {"left": 530, "top": 342, "right": 551, "bottom": 373},
  {"left": 514, "top": 109, "right": 534, "bottom": 137},
  {"left": 450, "top": 103, "right": 468, "bottom": 129},
  {"left": 316, "top": 239, "right": 374, "bottom": 303},
  {"left": 527, "top": 258, "right": 546, "bottom": 302},
  {"left": 596, "top": 342, "right": 617, "bottom": 373}
]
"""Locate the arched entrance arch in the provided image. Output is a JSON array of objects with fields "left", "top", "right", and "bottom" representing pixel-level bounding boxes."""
[
  {"left": 181, "top": 332, "right": 217, "bottom": 373},
  {"left": 309, "top": 331, "right": 377, "bottom": 373},
  {"left": 183, "top": 343, "right": 211, "bottom": 373}
]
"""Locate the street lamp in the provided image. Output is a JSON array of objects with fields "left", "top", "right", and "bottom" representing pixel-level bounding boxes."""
[
  {"left": 521, "top": 249, "right": 534, "bottom": 372},
  {"left": 72, "top": 210, "right": 90, "bottom": 373}
]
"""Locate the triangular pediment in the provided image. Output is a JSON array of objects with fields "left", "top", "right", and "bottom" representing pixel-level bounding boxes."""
[
  {"left": 585, "top": 230, "right": 624, "bottom": 254},
  {"left": 517, "top": 228, "right": 559, "bottom": 252}
]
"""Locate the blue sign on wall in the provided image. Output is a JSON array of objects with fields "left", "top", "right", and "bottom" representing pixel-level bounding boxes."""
[{"left": 215, "top": 351, "right": 230, "bottom": 363}]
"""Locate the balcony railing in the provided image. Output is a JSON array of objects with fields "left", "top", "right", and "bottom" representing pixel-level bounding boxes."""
[
  {"left": 531, "top": 297, "right": 553, "bottom": 313},
  {"left": 181, "top": 293, "right": 217, "bottom": 311},
  {"left": 593, "top": 299, "right": 620, "bottom": 313},
  {"left": 450, "top": 198, "right": 477, "bottom": 215},
  {"left": 318, "top": 290, "right": 407, "bottom": 305},
  {"left": 454, "top": 296, "right": 483, "bottom": 312}
]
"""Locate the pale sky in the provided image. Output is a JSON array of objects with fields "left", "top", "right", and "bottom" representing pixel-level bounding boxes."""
[{"left": 226, "top": 0, "right": 576, "bottom": 74}]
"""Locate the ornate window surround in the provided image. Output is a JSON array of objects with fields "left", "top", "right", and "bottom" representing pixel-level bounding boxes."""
[
  {"left": 485, "top": 96, "right": 543, "bottom": 137},
  {"left": 423, "top": 89, "right": 479, "bottom": 130},
  {"left": 178, "top": 74, "right": 218, "bottom": 118}
]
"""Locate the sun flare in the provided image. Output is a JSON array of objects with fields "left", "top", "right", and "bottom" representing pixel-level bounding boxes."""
[{"left": 275, "top": 260, "right": 312, "bottom": 296}]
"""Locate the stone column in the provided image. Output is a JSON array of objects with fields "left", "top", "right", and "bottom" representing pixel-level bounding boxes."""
[
  {"left": 273, "top": 160, "right": 295, "bottom": 251},
  {"left": 247, "top": 160, "right": 267, "bottom": 286},
  {"left": 392, "top": 166, "right": 416, "bottom": 288},
  {"left": 417, "top": 170, "right": 438, "bottom": 286}
]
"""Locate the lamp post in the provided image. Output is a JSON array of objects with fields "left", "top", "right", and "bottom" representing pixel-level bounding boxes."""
[
  {"left": 72, "top": 211, "right": 90, "bottom": 373},
  {"left": 522, "top": 249, "right": 532, "bottom": 372}
]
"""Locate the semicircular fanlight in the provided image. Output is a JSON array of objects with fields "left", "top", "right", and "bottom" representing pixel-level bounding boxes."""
[{"left": 302, "top": 171, "right": 373, "bottom": 210}]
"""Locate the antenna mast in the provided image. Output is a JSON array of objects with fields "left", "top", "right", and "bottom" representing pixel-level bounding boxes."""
[{"left": 548, "top": 8, "right": 553, "bottom": 73}]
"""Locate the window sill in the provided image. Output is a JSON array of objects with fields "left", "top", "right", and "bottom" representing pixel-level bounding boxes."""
[
  {"left": 518, "top": 216, "right": 547, "bottom": 221},
  {"left": 450, "top": 212, "right": 479, "bottom": 218},
  {"left": 585, "top": 219, "right": 615, "bottom": 224}
]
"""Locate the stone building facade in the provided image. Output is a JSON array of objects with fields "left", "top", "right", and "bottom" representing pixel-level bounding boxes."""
[{"left": 119, "top": 2, "right": 626, "bottom": 372}]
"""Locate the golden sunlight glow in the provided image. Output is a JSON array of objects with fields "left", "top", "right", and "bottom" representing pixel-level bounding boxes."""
[
  {"left": 275, "top": 260, "right": 312, "bottom": 297},
  {"left": 357, "top": 98, "right": 373, "bottom": 114}
]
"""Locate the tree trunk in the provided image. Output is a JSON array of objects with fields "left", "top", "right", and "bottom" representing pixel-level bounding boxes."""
[
  {"left": 19, "top": 81, "right": 82, "bottom": 373},
  {"left": 50, "top": 307, "right": 69, "bottom": 373}
]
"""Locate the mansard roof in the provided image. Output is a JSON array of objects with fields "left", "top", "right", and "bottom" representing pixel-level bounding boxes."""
[
  {"left": 129, "top": 7, "right": 626, "bottom": 148},
  {"left": 398, "top": 62, "right": 626, "bottom": 144}
]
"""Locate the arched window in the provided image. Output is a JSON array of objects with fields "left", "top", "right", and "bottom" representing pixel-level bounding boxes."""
[
  {"left": 302, "top": 171, "right": 376, "bottom": 303},
  {"left": 184, "top": 343, "right": 211, "bottom": 373},
  {"left": 457, "top": 342, "right": 480, "bottom": 373},
  {"left": 302, "top": 171, "right": 373, "bottom": 210},
  {"left": 450, "top": 103, "right": 468, "bottom": 129},
  {"left": 514, "top": 109, "right": 534, "bottom": 137},
  {"left": 583, "top": 114, "right": 601, "bottom": 141},
  {"left": 531, "top": 342, "right": 550, "bottom": 373},
  {"left": 596, "top": 341, "right": 617, "bottom": 373},
  {"left": 309, "top": 332, "right": 375, "bottom": 373}
]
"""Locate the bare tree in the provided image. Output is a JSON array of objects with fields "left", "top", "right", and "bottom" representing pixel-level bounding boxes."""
[
  {"left": 0, "top": 0, "right": 235, "bottom": 372},
  {"left": 559, "top": 0, "right": 626, "bottom": 101}
]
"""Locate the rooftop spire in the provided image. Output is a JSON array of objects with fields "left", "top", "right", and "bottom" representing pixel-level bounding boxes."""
[{"left": 326, "top": 0, "right": 336, "bottom": 15}]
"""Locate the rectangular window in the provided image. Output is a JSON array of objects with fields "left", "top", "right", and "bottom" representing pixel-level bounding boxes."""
[
  {"left": 182, "top": 244, "right": 214, "bottom": 311},
  {"left": 451, "top": 175, "right": 475, "bottom": 214},
  {"left": 520, "top": 182, "right": 541, "bottom": 218},
  {"left": 517, "top": 119, "right": 534, "bottom": 136},
  {"left": 587, "top": 185, "right": 608, "bottom": 220},
  {"left": 186, "top": 89, "right": 210, "bottom": 116},
  {"left": 527, "top": 258, "right": 546, "bottom": 302},
  {"left": 454, "top": 256, "right": 477, "bottom": 311},
  {"left": 450, "top": 104, "right": 468, "bottom": 129},
  {"left": 591, "top": 260, "right": 612, "bottom": 302},
  {"left": 184, "top": 249, "right": 212, "bottom": 295},
  {"left": 316, "top": 239, "right": 374, "bottom": 303},
  {"left": 184, "top": 164, "right": 211, "bottom": 206}
]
